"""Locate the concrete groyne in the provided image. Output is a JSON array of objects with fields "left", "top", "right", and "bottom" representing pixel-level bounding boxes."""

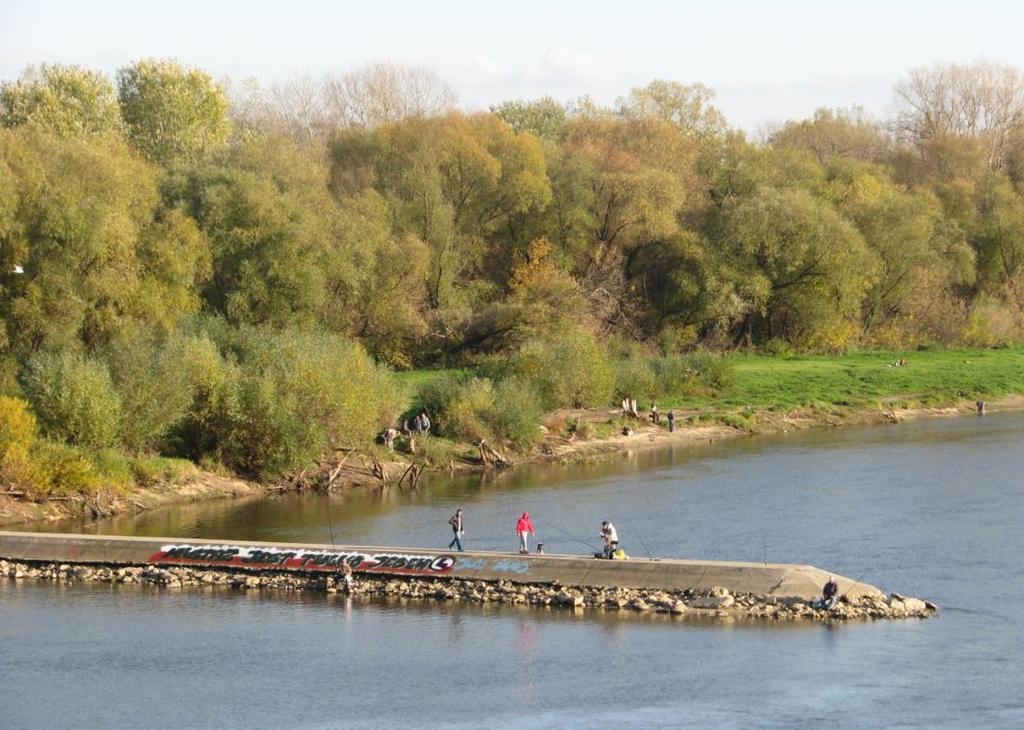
[{"left": 0, "top": 531, "right": 936, "bottom": 621}]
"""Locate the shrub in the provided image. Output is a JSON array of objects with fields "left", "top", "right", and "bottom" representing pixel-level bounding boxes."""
[
  {"left": 176, "top": 327, "right": 403, "bottom": 478},
  {"left": 650, "top": 356, "right": 696, "bottom": 399},
  {"left": 31, "top": 440, "right": 101, "bottom": 497},
  {"left": 613, "top": 358, "right": 657, "bottom": 403},
  {"left": 239, "top": 328, "right": 401, "bottom": 453},
  {"left": 166, "top": 335, "right": 244, "bottom": 465},
  {"left": 509, "top": 329, "right": 613, "bottom": 409},
  {"left": 0, "top": 395, "right": 38, "bottom": 486},
  {"left": 21, "top": 351, "right": 123, "bottom": 449},
  {"left": 103, "top": 332, "right": 195, "bottom": 451},
  {"left": 683, "top": 351, "right": 735, "bottom": 392},
  {"left": 131, "top": 455, "right": 194, "bottom": 485},
  {"left": 440, "top": 377, "right": 495, "bottom": 442},
  {"left": 91, "top": 448, "right": 135, "bottom": 490},
  {"left": 0, "top": 395, "right": 36, "bottom": 465},
  {"left": 761, "top": 338, "right": 794, "bottom": 359},
  {"left": 489, "top": 377, "right": 543, "bottom": 450}
]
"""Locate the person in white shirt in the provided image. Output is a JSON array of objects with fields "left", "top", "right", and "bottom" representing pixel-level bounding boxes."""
[{"left": 600, "top": 521, "right": 619, "bottom": 558}]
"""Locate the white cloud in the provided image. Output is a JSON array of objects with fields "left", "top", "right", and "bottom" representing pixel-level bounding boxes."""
[{"left": 540, "top": 48, "right": 621, "bottom": 84}]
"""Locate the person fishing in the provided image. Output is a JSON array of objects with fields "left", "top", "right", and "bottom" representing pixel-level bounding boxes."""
[
  {"left": 448, "top": 509, "right": 465, "bottom": 552},
  {"left": 516, "top": 512, "right": 535, "bottom": 554},
  {"left": 813, "top": 576, "right": 839, "bottom": 610},
  {"left": 600, "top": 520, "right": 619, "bottom": 558}
]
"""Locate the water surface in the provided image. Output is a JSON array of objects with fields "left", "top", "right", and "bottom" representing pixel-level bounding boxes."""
[{"left": 3, "top": 412, "right": 1023, "bottom": 728}]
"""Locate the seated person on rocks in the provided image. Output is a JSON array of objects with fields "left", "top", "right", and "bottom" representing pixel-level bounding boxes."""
[{"left": 812, "top": 575, "right": 839, "bottom": 610}]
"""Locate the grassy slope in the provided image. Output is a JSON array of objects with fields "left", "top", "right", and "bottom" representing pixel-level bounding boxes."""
[
  {"left": 398, "top": 348, "right": 1024, "bottom": 414},
  {"left": 663, "top": 347, "right": 1024, "bottom": 411}
]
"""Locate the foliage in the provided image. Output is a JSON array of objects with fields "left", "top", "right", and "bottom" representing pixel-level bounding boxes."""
[
  {"left": 21, "top": 351, "right": 123, "bottom": 449},
  {"left": 413, "top": 374, "right": 542, "bottom": 450},
  {"left": 0, "top": 64, "right": 123, "bottom": 138},
  {"left": 4, "top": 56, "right": 1024, "bottom": 492},
  {"left": 117, "top": 59, "right": 230, "bottom": 165},
  {"left": 508, "top": 329, "right": 613, "bottom": 409}
]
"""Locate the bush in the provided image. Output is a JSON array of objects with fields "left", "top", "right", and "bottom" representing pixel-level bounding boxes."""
[
  {"left": 509, "top": 329, "right": 613, "bottom": 409},
  {"left": 439, "top": 377, "right": 495, "bottom": 442},
  {"left": 0, "top": 395, "right": 38, "bottom": 486},
  {"left": 613, "top": 358, "right": 657, "bottom": 402},
  {"left": 0, "top": 395, "right": 36, "bottom": 465},
  {"left": 683, "top": 351, "right": 735, "bottom": 392},
  {"left": 165, "top": 335, "right": 244, "bottom": 465},
  {"left": 31, "top": 440, "right": 101, "bottom": 497},
  {"left": 761, "top": 338, "right": 794, "bottom": 359},
  {"left": 21, "top": 351, "right": 123, "bottom": 449},
  {"left": 650, "top": 356, "right": 696, "bottom": 399},
  {"left": 131, "top": 455, "right": 194, "bottom": 486},
  {"left": 412, "top": 374, "right": 542, "bottom": 450},
  {"left": 103, "top": 332, "right": 195, "bottom": 451},
  {"left": 173, "top": 327, "right": 403, "bottom": 478},
  {"left": 489, "top": 377, "right": 543, "bottom": 450}
]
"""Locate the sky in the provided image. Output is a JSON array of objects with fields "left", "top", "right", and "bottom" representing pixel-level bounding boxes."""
[{"left": 2, "top": 0, "right": 1023, "bottom": 131}]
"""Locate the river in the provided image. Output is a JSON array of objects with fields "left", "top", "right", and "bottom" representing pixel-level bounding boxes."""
[{"left": 2, "top": 412, "right": 1023, "bottom": 728}]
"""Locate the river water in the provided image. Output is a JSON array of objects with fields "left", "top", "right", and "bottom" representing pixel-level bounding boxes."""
[{"left": 2, "top": 413, "right": 1023, "bottom": 728}]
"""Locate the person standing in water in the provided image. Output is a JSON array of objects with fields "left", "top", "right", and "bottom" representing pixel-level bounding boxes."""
[{"left": 516, "top": 512, "right": 535, "bottom": 554}]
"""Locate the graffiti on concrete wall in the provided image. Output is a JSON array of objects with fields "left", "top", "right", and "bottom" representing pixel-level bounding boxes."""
[{"left": 148, "top": 544, "right": 456, "bottom": 575}]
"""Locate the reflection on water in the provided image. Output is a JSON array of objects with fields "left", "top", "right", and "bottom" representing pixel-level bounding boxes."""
[{"left": 4, "top": 411, "right": 1024, "bottom": 728}]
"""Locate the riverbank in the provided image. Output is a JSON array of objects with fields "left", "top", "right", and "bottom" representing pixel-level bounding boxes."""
[
  {"left": 2, "top": 394, "right": 1022, "bottom": 529},
  {"left": 4, "top": 346, "right": 1023, "bottom": 529},
  {"left": 0, "top": 559, "right": 937, "bottom": 623}
]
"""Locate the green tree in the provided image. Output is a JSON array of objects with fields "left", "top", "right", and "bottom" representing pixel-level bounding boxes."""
[
  {"left": 1, "top": 64, "right": 123, "bottom": 138},
  {"left": 0, "top": 127, "right": 196, "bottom": 352},
  {"left": 718, "top": 187, "right": 874, "bottom": 345},
  {"left": 492, "top": 97, "right": 568, "bottom": 141},
  {"left": 117, "top": 59, "right": 230, "bottom": 165}
]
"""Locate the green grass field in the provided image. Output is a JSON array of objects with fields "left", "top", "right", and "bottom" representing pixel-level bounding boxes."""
[
  {"left": 398, "top": 348, "right": 1024, "bottom": 415},
  {"left": 663, "top": 347, "right": 1024, "bottom": 411}
]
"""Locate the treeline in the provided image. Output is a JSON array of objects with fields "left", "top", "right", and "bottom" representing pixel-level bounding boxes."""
[{"left": 1, "top": 59, "right": 1024, "bottom": 486}]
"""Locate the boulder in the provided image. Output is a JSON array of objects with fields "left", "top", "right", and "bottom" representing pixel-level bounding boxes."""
[{"left": 688, "top": 594, "right": 735, "bottom": 609}]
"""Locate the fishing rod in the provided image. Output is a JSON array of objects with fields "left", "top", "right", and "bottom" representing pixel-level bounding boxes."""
[
  {"left": 540, "top": 520, "right": 603, "bottom": 553},
  {"left": 837, "top": 569, "right": 871, "bottom": 603},
  {"left": 324, "top": 494, "right": 337, "bottom": 549},
  {"left": 625, "top": 521, "right": 654, "bottom": 559}
]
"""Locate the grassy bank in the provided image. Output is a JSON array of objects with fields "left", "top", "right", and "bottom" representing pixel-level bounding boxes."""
[
  {"left": 4, "top": 346, "right": 1023, "bottom": 528},
  {"left": 664, "top": 347, "right": 1024, "bottom": 412}
]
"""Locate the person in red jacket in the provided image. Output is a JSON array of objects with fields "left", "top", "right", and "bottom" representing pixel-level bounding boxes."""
[{"left": 516, "top": 512, "right": 535, "bottom": 554}]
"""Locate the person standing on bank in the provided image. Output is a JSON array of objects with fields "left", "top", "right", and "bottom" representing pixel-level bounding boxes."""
[
  {"left": 448, "top": 509, "right": 465, "bottom": 552},
  {"left": 667, "top": 410, "right": 675, "bottom": 433},
  {"left": 516, "top": 512, "right": 535, "bottom": 554}
]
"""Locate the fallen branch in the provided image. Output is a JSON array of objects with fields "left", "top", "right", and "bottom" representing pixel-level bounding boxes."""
[{"left": 478, "top": 439, "right": 512, "bottom": 468}]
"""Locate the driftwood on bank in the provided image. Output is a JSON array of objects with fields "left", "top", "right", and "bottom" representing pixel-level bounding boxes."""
[
  {"left": 274, "top": 448, "right": 425, "bottom": 494},
  {"left": 478, "top": 439, "right": 512, "bottom": 468}
]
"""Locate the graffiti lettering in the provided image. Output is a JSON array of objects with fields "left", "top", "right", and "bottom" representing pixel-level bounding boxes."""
[
  {"left": 458, "top": 558, "right": 485, "bottom": 570},
  {"left": 147, "top": 544, "right": 456, "bottom": 575}
]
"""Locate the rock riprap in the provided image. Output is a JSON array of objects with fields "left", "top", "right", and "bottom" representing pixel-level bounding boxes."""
[{"left": 0, "top": 559, "right": 937, "bottom": 622}]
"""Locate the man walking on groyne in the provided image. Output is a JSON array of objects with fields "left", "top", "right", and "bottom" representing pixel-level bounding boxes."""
[
  {"left": 448, "top": 509, "right": 465, "bottom": 552},
  {"left": 516, "top": 512, "right": 535, "bottom": 554}
]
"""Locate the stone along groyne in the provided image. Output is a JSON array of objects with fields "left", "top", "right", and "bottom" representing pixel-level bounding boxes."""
[{"left": 0, "top": 531, "right": 936, "bottom": 622}]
